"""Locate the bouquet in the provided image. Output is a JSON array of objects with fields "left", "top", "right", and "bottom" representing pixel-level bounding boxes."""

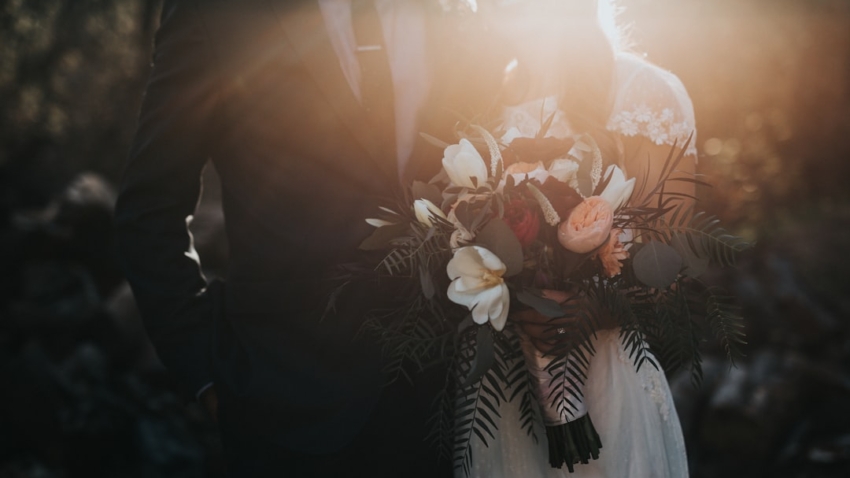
[{"left": 344, "top": 122, "right": 749, "bottom": 474}]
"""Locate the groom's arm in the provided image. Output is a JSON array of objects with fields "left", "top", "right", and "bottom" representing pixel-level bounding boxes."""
[{"left": 114, "top": 0, "right": 221, "bottom": 398}]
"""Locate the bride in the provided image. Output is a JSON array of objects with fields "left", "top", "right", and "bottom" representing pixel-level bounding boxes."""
[{"left": 456, "top": 1, "right": 696, "bottom": 476}]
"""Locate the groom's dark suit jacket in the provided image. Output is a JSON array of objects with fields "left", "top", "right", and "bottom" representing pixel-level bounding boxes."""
[{"left": 115, "top": 0, "right": 460, "bottom": 456}]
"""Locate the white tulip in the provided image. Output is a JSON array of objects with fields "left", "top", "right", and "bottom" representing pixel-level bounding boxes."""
[
  {"left": 413, "top": 199, "right": 447, "bottom": 227},
  {"left": 442, "top": 139, "right": 489, "bottom": 189},
  {"left": 446, "top": 246, "right": 511, "bottom": 331},
  {"left": 599, "top": 165, "right": 635, "bottom": 211}
]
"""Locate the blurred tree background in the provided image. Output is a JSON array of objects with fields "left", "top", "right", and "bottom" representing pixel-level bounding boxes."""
[{"left": 0, "top": 0, "right": 848, "bottom": 476}]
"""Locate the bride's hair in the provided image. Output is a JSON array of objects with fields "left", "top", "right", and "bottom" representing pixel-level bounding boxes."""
[
  {"left": 453, "top": 0, "right": 624, "bottom": 153},
  {"left": 549, "top": 1, "right": 618, "bottom": 136}
]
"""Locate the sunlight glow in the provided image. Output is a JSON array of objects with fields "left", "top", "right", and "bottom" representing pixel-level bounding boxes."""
[{"left": 598, "top": 0, "right": 623, "bottom": 51}]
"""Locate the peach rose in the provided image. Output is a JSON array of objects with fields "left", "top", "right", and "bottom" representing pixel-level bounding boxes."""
[
  {"left": 595, "top": 228, "right": 630, "bottom": 277},
  {"left": 557, "top": 196, "right": 613, "bottom": 253}
]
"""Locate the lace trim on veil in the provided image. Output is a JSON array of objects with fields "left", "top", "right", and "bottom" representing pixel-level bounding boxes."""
[
  {"left": 606, "top": 53, "right": 699, "bottom": 157},
  {"left": 499, "top": 55, "right": 699, "bottom": 158},
  {"left": 607, "top": 105, "right": 696, "bottom": 156}
]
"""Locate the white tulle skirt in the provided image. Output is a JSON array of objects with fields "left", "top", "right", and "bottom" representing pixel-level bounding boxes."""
[{"left": 464, "top": 329, "right": 688, "bottom": 478}]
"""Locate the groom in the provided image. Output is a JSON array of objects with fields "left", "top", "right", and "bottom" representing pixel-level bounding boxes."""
[{"left": 115, "top": 0, "right": 455, "bottom": 475}]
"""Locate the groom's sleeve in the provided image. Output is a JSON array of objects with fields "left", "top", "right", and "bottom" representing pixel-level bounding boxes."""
[{"left": 114, "top": 0, "right": 221, "bottom": 398}]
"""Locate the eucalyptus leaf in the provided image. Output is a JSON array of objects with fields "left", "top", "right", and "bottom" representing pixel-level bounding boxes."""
[
  {"left": 459, "top": 326, "right": 496, "bottom": 389},
  {"left": 476, "top": 218, "right": 524, "bottom": 277},
  {"left": 670, "top": 232, "right": 709, "bottom": 278},
  {"left": 516, "top": 289, "right": 564, "bottom": 318},
  {"left": 632, "top": 240, "right": 683, "bottom": 288},
  {"left": 358, "top": 223, "right": 408, "bottom": 251},
  {"left": 454, "top": 201, "right": 474, "bottom": 231}
]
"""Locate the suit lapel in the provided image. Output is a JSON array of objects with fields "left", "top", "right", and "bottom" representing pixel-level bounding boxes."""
[{"left": 263, "top": 0, "right": 397, "bottom": 182}]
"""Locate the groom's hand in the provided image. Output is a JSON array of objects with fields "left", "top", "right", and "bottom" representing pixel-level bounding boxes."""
[
  {"left": 200, "top": 385, "right": 219, "bottom": 423},
  {"left": 513, "top": 289, "right": 615, "bottom": 355},
  {"left": 514, "top": 289, "right": 580, "bottom": 355}
]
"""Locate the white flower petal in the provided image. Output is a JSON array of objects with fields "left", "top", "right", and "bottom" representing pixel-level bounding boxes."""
[
  {"left": 454, "top": 275, "right": 486, "bottom": 293},
  {"left": 447, "top": 247, "right": 484, "bottom": 280},
  {"left": 548, "top": 159, "right": 579, "bottom": 183},
  {"left": 489, "top": 285, "right": 510, "bottom": 331},
  {"left": 605, "top": 164, "right": 625, "bottom": 184},
  {"left": 600, "top": 165, "right": 635, "bottom": 211},
  {"left": 426, "top": 200, "right": 448, "bottom": 220},
  {"left": 446, "top": 245, "right": 510, "bottom": 330},
  {"left": 470, "top": 285, "right": 504, "bottom": 325},
  {"left": 442, "top": 139, "right": 488, "bottom": 189},
  {"left": 474, "top": 246, "right": 506, "bottom": 274},
  {"left": 365, "top": 218, "right": 394, "bottom": 228},
  {"left": 618, "top": 178, "right": 635, "bottom": 209},
  {"left": 471, "top": 305, "right": 490, "bottom": 325},
  {"left": 413, "top": 199, "right": 445, "bottom": 227},
  {"left": 472, "top": 287, "right": 502, "bottom": 324},
  {"left": 447, "top": 280, "right": 477, "bottom": 308}
]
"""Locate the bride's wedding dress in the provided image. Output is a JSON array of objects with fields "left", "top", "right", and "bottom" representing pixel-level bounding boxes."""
[{"left": 464, "top": 53, "right": 695, "bottom": 478}]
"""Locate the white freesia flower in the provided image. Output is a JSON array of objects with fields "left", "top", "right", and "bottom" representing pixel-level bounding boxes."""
[
  {"left": 548, "top": 158, "right": 580, "bottom": 184},
  {"left": 413, "top": 199, "right": 447, "bottom": 227},
  {"left": 442, "top": 139, "right": 489, "bottom": 189},
  {"left": 599, "top": 165, "right": 635, "bottom": 211},
  {"left": 447, "top": 246, "right": 510, "bottom": 331}
]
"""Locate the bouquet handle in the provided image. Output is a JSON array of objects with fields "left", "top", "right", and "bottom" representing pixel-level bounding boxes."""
[{"left": 518, "top": 331, "right": 602, "bottom": 471}]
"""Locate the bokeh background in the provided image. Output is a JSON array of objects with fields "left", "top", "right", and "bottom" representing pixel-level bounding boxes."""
[{"left": 1, "top": 0, "right": 849, "bottom": 476}]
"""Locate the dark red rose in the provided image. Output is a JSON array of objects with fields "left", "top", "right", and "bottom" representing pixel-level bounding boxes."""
[{"left": 505, "top": 198, "right": 541, "bottom": 248}]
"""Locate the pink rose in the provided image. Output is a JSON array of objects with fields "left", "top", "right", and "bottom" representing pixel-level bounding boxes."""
[
  {"left": 557, "top": 196, "right": 613, "bottom": 254},
  {"left": 594, "top": 228, "right": 630, "bottom": 277}
]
